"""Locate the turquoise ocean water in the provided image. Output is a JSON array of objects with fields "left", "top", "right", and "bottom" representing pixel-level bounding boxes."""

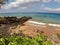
[{"left": 0, "top": 13, "right": 60, "bottom": 24}]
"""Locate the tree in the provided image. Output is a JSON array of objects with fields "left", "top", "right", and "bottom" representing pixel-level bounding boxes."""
[{"left": 0, "top": 0, "right": 8, "bottom": 7}]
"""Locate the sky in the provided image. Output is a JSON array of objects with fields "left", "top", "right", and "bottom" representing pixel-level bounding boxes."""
[{"left": 0, "top": 0, "right": 60, "bottom": 13}]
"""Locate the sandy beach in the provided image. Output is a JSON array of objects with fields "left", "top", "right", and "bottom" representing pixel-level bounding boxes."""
[
  {"left": 0, "top": 20, "right": 60, "bottom": 37},
  {"left": 20, "top": 21, "right": 60, "bottom": 36}
]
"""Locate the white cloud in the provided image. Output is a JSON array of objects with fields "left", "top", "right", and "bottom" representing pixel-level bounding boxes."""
[
  {"left": 54, "top": 0, "right": 60, "bottom": 2},
  {"left": 1, "top": 0, "right": 60, "bottom": 13},
  {"left": 44, "top": 7, "right": 60, "bottom": 11},
  {"left": 42, "top": 0, "right": 60, "bottom": 3},
  {"left": 21, "top": 7, "right": 27, "bottom": 9},
  {"left": 42, "top": 0, "right": 51, "bottom": 3},
  {"left": 2, "top": 0, "right": 40, "bottom": 9}
]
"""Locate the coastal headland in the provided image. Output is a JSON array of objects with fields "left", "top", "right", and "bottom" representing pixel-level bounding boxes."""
[
  {"left": 0, "top": 17, "right": 60, "bottom": 37},
  {"left": 0, "top": 16, "right": 60, "bottom": 45}
]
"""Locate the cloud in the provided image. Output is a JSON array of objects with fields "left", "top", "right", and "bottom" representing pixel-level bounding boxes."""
[
  {"left": 44, "top": 7, "right": 60, "bottom": 11},
  {"left": 1, "top": 0, "right": 60, "bottom": 13},
  {"left": 42, "top": 0, "right": 51, "bottom": 3},
  {"left": 2, "top": 0, "right": 59, "bottom": 10},
  {"left": 54, "top": 0, "right": 60, "bottom": 2},
  {"left": 2, "top": 0, "right": 40, "bottom": 9},
  {"left": 42, "top": 0, "right": 60, "bottom": 3}
]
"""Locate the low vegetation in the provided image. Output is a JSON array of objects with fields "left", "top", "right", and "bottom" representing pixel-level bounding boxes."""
[{"left": 0, "top": 34, "right": 52, "bottom": 45}]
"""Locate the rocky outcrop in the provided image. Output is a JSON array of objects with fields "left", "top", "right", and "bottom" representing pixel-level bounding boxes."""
[
  {"left": 0, "top": 16, "right": 32, "bottom": 26},
  {"left": 19, "top": 16, "right": 32, "bottom": 24}
]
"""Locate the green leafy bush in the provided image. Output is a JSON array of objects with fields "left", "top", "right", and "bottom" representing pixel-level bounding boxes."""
[{"left": 0, "top": 35, "right": 52, "bottom": 45}]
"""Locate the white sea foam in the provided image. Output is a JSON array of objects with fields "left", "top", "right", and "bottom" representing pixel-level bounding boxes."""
[
  {"left": 48, "top": 24, "right": 60, "bottom": 27},
  {"left": 28, "top": 21, "right": 60, "bottom": 27},
  {"left": 28, "top": 21, "right": 46, "bottom": 25}
]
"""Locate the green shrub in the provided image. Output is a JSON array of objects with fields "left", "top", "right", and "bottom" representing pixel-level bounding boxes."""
[{"left": 0, "top": 35, "right": 52, "bottom": 45}]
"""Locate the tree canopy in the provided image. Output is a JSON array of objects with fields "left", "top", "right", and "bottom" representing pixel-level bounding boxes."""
[{"left": 0, "top": 0, "right": 8, "bottom": 7}]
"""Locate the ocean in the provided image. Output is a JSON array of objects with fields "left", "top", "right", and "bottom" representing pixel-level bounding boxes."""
[{"left": 0, "top": 13, "right": 60, "bottom": 24}]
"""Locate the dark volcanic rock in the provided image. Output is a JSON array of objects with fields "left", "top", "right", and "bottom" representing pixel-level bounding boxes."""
[{"left": 0, "top": 16, "right": 32, "bottom": 26}]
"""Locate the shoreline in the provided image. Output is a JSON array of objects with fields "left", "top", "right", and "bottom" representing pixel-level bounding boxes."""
[{"left": 28, "top": 20, "right": 60, "bottom": 27}]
